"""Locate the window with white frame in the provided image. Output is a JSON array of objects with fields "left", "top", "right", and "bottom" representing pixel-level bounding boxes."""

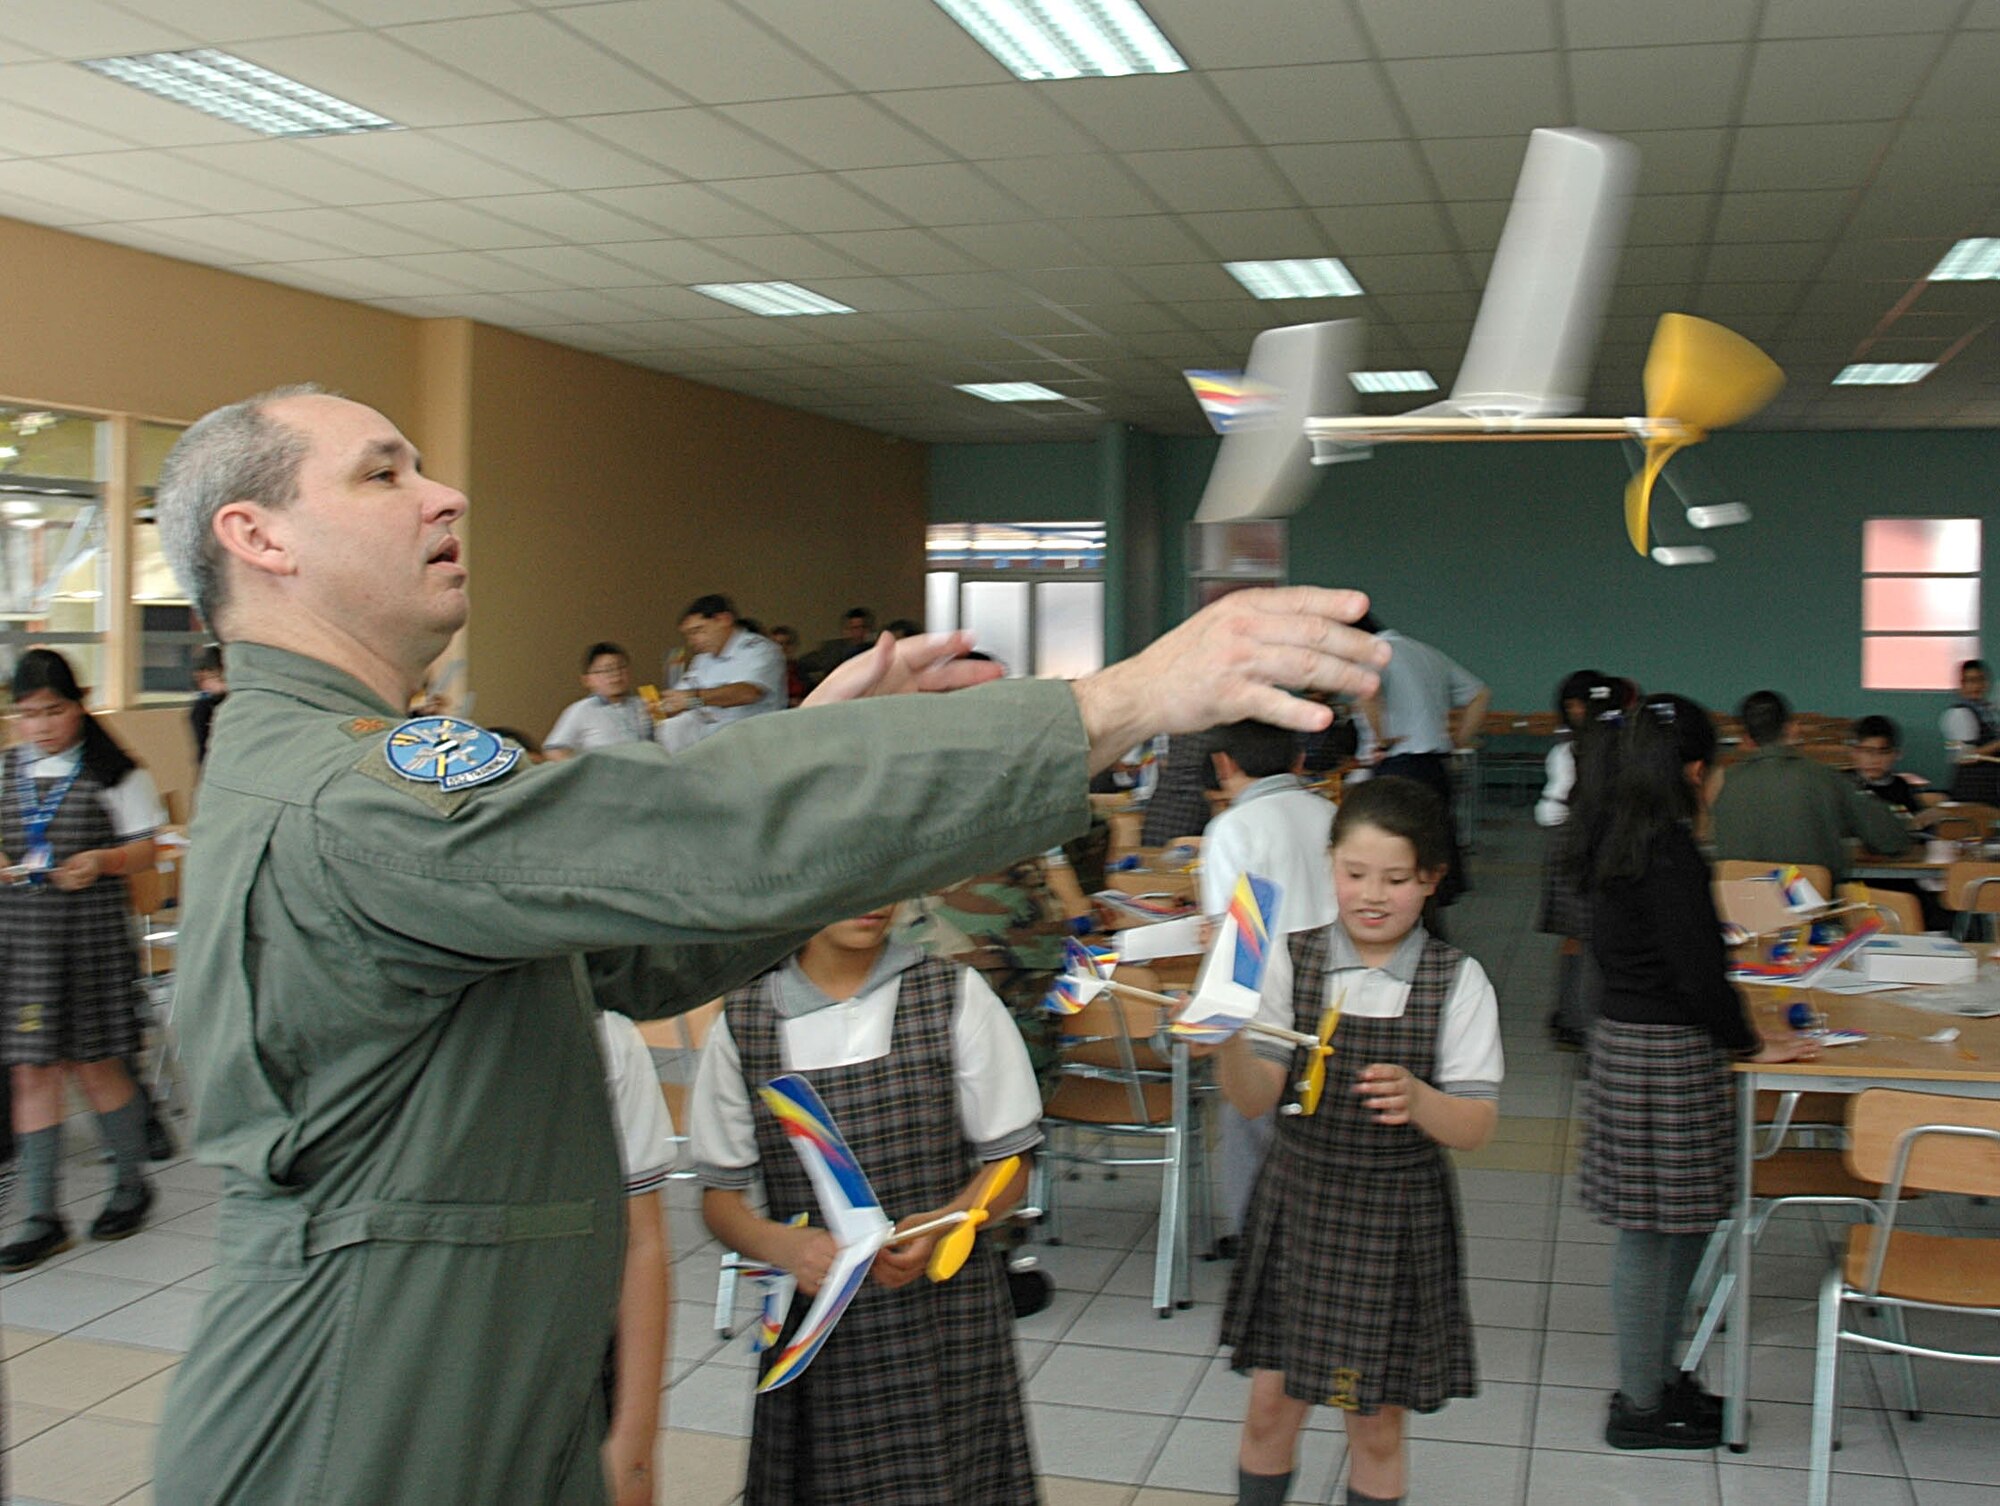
[
  {"left": 1860, "top": 518, "right": 1981, "bottom": 691},
  {"left": 925, "top": 522, "right": 1104, "bottom": 679}
]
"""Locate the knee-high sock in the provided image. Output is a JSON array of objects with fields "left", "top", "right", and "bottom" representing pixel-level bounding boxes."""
[
  {"left": 1237, "top": 1467, "right": 1292, "bottom": 1506},
  {"left": 1611, "top": 1228, "right": 1671, "bottom": 1410},
  {"left": 15, "top": 1126, "right": 60, "bottom": 1223},
  {"left": 94, "top": 1094, "right": 150, "bottom": 1196}
]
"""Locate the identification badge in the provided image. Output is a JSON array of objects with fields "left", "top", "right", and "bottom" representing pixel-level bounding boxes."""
[
  {"left": 384, "top": 715, "right": 520, "bottom": 792},
  {"left": 22, "top": 840, "right": 53, "bottom": 877}
]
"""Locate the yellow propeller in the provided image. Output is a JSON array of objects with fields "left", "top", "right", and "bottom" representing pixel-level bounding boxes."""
[
  {"left": 926, "top": 1155, "right": 1022, "bottom": 1282},
  {"left": 1294, "top": 990, "right": 1344, "bottom": 1117},
  {"left": 1624, "top": 313, "right": 1784, "bottom": 557}
]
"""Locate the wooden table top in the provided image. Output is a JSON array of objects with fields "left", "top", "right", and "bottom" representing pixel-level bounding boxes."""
[{"left": 1739, "top": 965, "right": 2000, "bottom": 1083}]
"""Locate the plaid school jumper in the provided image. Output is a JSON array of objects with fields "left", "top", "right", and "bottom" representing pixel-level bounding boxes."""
[
  {"left": 0, "top": 749, "right": 142, "bottom": 1067},
  {"left": 1221, "top": 928, "right": 1478, "bottom": 1414},
  {"left": 727, "top": 957, "right": 1038, "bottom": 1506}
]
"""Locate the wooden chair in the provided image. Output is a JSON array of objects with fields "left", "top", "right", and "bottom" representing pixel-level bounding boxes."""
[
  {"left": 1808, "top": 1091, "right": 2000, "bottom": 1504},
  {"left": 1929, "top": 803, "right": 2000, "bottom": 843},
  {"left": 1943, "top": 861, "right": 2000, "bottom": 942},
  {"left": 1840, "top": 881, "right": 1925, "bottom": 936},
  {"left": 1713, "top": 860, "right": 1835, "bottom": 933}
]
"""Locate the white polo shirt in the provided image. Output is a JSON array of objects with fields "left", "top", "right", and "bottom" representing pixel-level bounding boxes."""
[
  {"left": 674, "top": 628, "right": 788, "bottom": 746},
  {"left": 544, "top": 694, "right": 654, "bottom": 755},
  {"left": 24, "top": 746, "right": 166, "bottom": 840},
  {"left": 1375, "top": 630, "right": 1485, "bottom": 758},
  {"left": 689, "top": 947, "right": 1043, "bottom": 1189},
  {"left": 1199, "top": 774, "right": 1337, "bottom": 934},
  {"left": 596, "top": 1011, "right": 679, "bottom": 1197}
]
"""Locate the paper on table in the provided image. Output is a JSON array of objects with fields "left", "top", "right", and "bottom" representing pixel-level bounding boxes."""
[
  {"left": 1891, "top": 977, "right": 2000, "bottom": 1019},
  {"left": 1117, "top": 914, "right": 1207, "bottom": 962}
]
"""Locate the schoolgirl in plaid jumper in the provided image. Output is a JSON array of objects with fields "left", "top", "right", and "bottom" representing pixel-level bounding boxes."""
[
  {"left": 1217, "top": 778, "right": 1503, "bottom": 1506},
  {"left": 1571, "top": 695, "right": 1817, "bottom": 1450},
  {"left": 689, "top": 906, "right": 1043, "bottom": 1506},
  {"left": 0, "top": 650, "right": 163, "bottom": 1275}
]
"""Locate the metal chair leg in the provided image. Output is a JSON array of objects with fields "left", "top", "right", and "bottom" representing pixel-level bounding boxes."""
[
  {"left": 1808, "top": 1271, "right": 1842, "bottom": 1506},
  {"left": 1883, "top": 1305, "right": 1923, "bottom": 1420},
  {"left": 714, "top": 1255, "right": 740, "bottom": 1341}
]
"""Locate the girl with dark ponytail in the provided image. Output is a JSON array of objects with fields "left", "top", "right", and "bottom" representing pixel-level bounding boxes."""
[
  {"left": 0, "top": 648, "right": 163, "bottom": 1271},
  {"left": 1575, "top": 693, "right": 1817, "bottom": 1451}
]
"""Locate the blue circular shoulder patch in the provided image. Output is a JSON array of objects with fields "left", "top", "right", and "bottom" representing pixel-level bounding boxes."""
[{"left": 385, "top": 715, "right": 520, "bottom": 792}]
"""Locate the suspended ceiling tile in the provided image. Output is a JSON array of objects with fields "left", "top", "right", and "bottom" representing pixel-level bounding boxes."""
[
  {"left": 1759, "top": 0, "right": 1964, "bottom": 37},
  {"left": 1438, "top": 199, "right": 1509, "bottom": 250},
  {"left": 1382, "top": 52, "right": 1562, "bottom": 140},
  {"left": 1062, "top": 302, "right": 1191, "bottom": 335},
  {"left": 1177, "top": 206, "right": 1326, "bottom": 261},
  {"left": 1143, "top": 0, "right": 1366, "bottom": 68},
  {"left": 0, "top": 158, "right": 195, "bottom": 222},
  {"left": 1044, "top": 73, "right": 1247, "bottom": 153},
  {"left": 1272, "top": 140, "right": 1432, "bottom": 205},
  {"left": 303, "top": 131, "right": 553, "bottom": 198},
  {"left": 1561, "top": 0, "right": 1758, "bottom": 48},
  {"left": 59, "top": 150, "right": 315, "bottom": 215},
  {"left": 586, "top": 182, "right": 786, "bottom": 237},
  {"left": 1119, "top": 261, "right": 1247, "bottom": 302},
  {"left": 273, "top": 255, "right": 479, "bottom": 297},
  {"left": 1355, "top": 0, "right": 1556, "bottom": 57},
  {"left": 0, "top": 62, "right": 255, "bottom": 146},
  {"left": 1206, "top": 63, "right": 1405, "bottom": 146},
  {"left": 486, "top": 244, "right": 656, "bottom": 288},
  {"left": 514, "top": 323, "right": 658, "bottom": 353},
  {"left": 321, "top": 0, "right": 522, "bottom": 21},
  {"left": 787, "top": 276, "right": 947, "bottom": 314},
  {"left": 1620, "top": 242, "right": 1705, "bottom": 282},
  {"left": 1740, "top": 36, "right": 1940, "bottom": 126},
  {"left": 353, "top": 198, "right": 556, "bottom": 248},
  {"left": 978, "top": 156, "right": 1161, "bottom": 219},
  {"left": 1911, "top": 30, "right": 2000, "bottom": 119},
  {"left": 1121, "top": 147, "right": 1296, "bottom": 214},
  {"left": 812, "top": 228, "right": 981, "bottom": 275},
  {"left": 86, "top": 219, "right": 251, "bottom": 263},
  {"left": 235, "top": 206, "right": 453, "bottom": 256},
  {"left": 1700, "top": 240, "right": 1826, "bottom": 283},
  {"left": 933, "top": 219, "right": 1085, "bottom": 270},
  {"left": 1058, "top": 214, "right": 1211, "bottom": 266},
  {"left": 1870, "top": 123, "right": 2000, "bottom": 196},
  {"left": 233, "top": 31, "right": 527, "bottom": 128},
  {"left": 0, "top": 99, "right": 141, "bottom": 156},
  {"left": 459, "top": 192, "right": 665, "bottom": 244},
  {"left": 116, "top": 214, "right": 343, "bottom": 262},
  {"left": 1012, "top": 266, "right": 1145, "bottom": 305},
  {"left": 1419, "top": 136, "right": 1539, "bottom": 200},
  {"left": 1814, "top": 238, "right": 1953, "bottom": 282},
  {"left": 429, "top": 122, "right": 668, "bottom": 190},
  {"left": 574, "top": 109, "right": 798, "bottom": 180},
  {"left": 877, "top": 84, "right": 1099, "bottom": 159},
  {"left": 388, "top": 13, "right": 681, "bottom": 115},
  {"left": 740, "top": 0, "right": 1003, "bottom": 91},
  {"left": 378, "top": 248, "right": 567, "bottom": 293},
  {"left": 115, "top": 0, "right": 355, "bottom": 42},
  {"left": 895, "top": 270, "right": 1039, "bottom": 308},
  {"left": 1846, "top": 183, "right": 1994, "bottom": 241},
  {"left": 838, "top": 163, "right": 1030, "bottom": 226},
  {"left": 501, "top": 287, "right": 658, "bottom": 323},
  {"left": 1343, "top": 251, "right": 1472, "bottom": 296},
  {"left": 1569, "top": 45, "right": 1747, "bottom": 132},
  {"left": 604, "top": 276, "right": 766, "bottom": 314},
  {"left": 1619, "top": 128, "right": 1730, "bottom": 196},
  {"left": 0, "top": 36, "right": 47, "bottom": 63},
  {"left": 1724, "top": 122, "right": 1896, "bottom": 194},
  {"left": 1711, "top": 188, "right": 1855, "bottom": 243},
  {"left": 719, "top": 97, "right": 951, "bottom": 172},
  {"left": 1791, "top": 279, "right": 1904, "bottom": 314},
  {"left": 716, "top": 172, "right": 908, "bottom": 232},
  {"left": 0, "top": 2, "right": 192, "bottom": 60},
  {"left": 558, "top": 0, "right": 844, "bottom": 105},
  {"left": 237, "top": 260, "right": 383, "bottom": 298},
  {"left": 171, "top": 141, "right": 429, "bottom": 206},
  {"left": 701, "top": 233, "right": 873, "bottom": 280},
  {"left": 1913, "top": 281, "right": 2000, "bottom": 315},
  {"left": 1624, "top": 193, "right": 1720, "bottom": 246}
]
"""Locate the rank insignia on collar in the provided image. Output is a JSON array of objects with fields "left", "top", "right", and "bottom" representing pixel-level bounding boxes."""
[
  {"left": 384, "top": 715, "right": 520, "bottom": 791},
  {"left": 342, "top": 717, "right": 390, "bottom": 738}
]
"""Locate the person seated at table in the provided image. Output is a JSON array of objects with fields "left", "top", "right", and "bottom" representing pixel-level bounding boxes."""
[
  {"left": 690, "top": 905, "right": 1041, "bottom": 1505},
  {"left": 543, "top": 642, "right": 657, "bottom": 761},
  {"left": 1201, "top": 719, "right": 1337, "bottom": 1255},
  {"left": 1572, "top": 694, "right": 1818, "bottom": 1450},
  {"left": 1216, "top": 777, "right": 1500, "bottom": 1506},
  {"left": 1711, "top": 690, "right": 1912, "bottom": 884},
  {"left": 1941, "top": 658, "right": 2000, "bottom": 804},
  {"left": 1848, "top": 715, "right": 1949, "bottom": 930}
]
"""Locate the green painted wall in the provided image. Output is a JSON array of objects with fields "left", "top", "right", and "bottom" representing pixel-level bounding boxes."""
[
  {"left": 939, "top": 429, "right": 1998, "bottom": 784},
  {"left": 927, "top": 440, "right": 1101, "bottom": 523}
]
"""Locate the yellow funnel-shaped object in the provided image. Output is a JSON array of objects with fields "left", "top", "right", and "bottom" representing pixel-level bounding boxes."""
[
  {"left": 1624, "top": 314, "right": 1784, "bottom": 556},
  {"left": 927, "top": 1155, "right": 1021, "bottom": 1282}
]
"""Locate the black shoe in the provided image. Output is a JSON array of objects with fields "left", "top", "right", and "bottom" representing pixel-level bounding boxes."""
[
  {"left": 0, "top": 1217, "right": 74, "bottom": 1273},
  {"left": 145, "top": 1110, "right": 177, "bottom": 1163},
  {"left": 89, "top": 1182, "right": 154, "bottom": 1242},
  {"left": 1007, "top": 1265, "right": 1053, "bottom": 1319},
  {"left": 1666, "top": 1372, "right": 1725, "bottom": 1423},
  {"left": 1211, "top": 1234, "right": 1241, "bottom": 1261},
  {"left": 1604, "top": 1390, "right": 1722, "bottom": 1450}
]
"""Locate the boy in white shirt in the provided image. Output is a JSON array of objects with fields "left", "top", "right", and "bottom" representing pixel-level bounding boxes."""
[
  {"left": 545, "top": 643, "right": 659, "bottom": 761},
  {"left": 1201, "top": 720, "right": 1338, "bottom": 1247},
  {"left": 596, "top": 1010, "right": 679, "bottom": 1506}
]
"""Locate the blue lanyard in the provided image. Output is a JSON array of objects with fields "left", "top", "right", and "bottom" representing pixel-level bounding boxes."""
[{"left": 17, "top": 752, "right": 83, "bottom": 851}]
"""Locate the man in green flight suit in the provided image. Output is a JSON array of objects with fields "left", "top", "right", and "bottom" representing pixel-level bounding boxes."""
[{"left": 148, "top": 385, "right": 1387, "bottom": 1505}]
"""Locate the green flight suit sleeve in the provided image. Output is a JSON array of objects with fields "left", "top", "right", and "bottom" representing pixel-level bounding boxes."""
[
  {"left": 314, "top": 679, "right": 1090, "bottom": 987},
  {"left": 582, "top": 939, "right": 815, "bottom": 1022}
]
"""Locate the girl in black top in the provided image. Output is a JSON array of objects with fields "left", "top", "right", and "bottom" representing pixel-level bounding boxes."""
[{"left": 1571, "top": 694, "right": 1816, "bottom": 1450}]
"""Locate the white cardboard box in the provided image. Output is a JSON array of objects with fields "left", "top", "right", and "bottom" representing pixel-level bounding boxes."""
[{"left": 1858, "top": 935, "right": 1978, "bottom": 985}]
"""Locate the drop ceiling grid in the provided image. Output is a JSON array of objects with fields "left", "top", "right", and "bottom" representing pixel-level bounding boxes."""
[{"left": 0, "top": 0, "right": 1987, "bottom": 436}]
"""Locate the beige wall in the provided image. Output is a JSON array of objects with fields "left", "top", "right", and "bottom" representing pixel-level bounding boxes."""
[
  {"left": 1, "top": 214, "right": 929, "bottom": 749},
  {"left": 100, "top": 707, "right": 199, "bottom": 821},
  {"left": 462, "top": 323, "right": 926, "bottom": 736}
]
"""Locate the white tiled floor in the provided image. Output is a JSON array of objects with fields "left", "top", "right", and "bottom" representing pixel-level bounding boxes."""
[{"left": 5, "top": 811, "right": 1999, "bottom": 1505}]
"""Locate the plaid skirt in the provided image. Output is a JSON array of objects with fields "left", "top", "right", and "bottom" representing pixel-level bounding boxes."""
[
  {"left": 1578, "top": 1021, "right": 1736, "bottom": 1234},
  {"left": 1221, "top": 1140, "right": 1477, "bottom": 1414},
  {"left": 0, "top": 887, "right": 142, "bottom": 1067},
  {"left": 1535, "top": 829, "right": 1592, "bottom": 939}
]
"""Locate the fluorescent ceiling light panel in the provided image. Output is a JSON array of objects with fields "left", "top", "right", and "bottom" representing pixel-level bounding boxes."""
[
  {"left": 1225, "top": 259, "right": 1364, "bottom": 300},
  {"left": 957, "top": 382, "right": 1065, "bottom": 402},
  {"left": 1651, "top": 546, "right": 1716, "bottom": 566},
  {"left": 1929, "top": 238, "right": 2000, "bottom": 281},
  {"left": 1686, "top": 502, "right": 1751, "bottom": 530},
  {"left": 932, "top": 0, "right": 1186, "bottom": 80},
  {"left": 690, "top": 282, "right": 855, "bottom": 316},
  {"left": 1350, "top": 370, "right": 1437, "bottom": 394},
  {"left": 78, "top": 49, "right": 397, "bottom": 136},
  {"left": 1832, "top": 363, "right": 1935, "bottom": 386}
]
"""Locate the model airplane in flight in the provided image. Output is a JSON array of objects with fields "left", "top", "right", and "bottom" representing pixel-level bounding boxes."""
[
  {"left": 1188, "top": 127, "right": 1785, "bottom": 564},
  {"left": 746, "top": 1073, "right": 1019, "bottom": 1393}
]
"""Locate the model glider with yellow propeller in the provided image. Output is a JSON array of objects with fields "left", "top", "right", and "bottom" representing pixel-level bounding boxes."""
[
  {"left": 748, "top": 1072, "right": 1020, "bottom": 1393},
  {"left": 1189, "top": 127, "right": 1785, "bottom": 564}
]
